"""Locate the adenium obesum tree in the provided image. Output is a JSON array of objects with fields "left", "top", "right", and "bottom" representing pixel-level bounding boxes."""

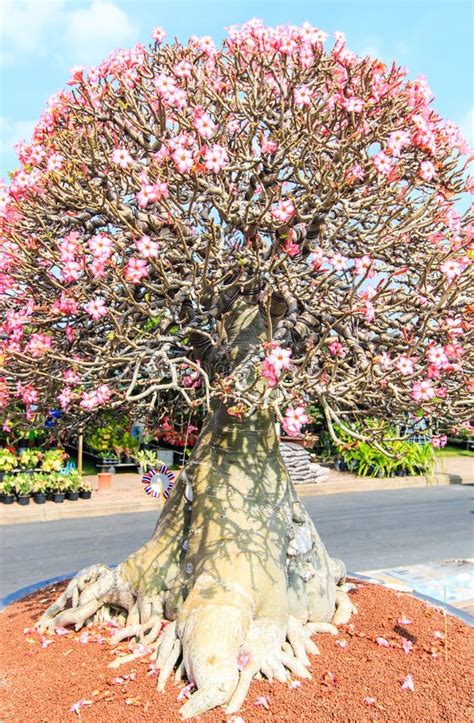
[{"left": 1, "top": 19, "right": 473, "bottom": 716}]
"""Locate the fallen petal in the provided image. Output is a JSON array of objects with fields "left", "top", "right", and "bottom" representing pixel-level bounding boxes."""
[
  {"left": 289, "top": 680, "right": 301, "bottom": 689},
  {"left": 364, "top": 696, "right": 376, "bottom": 705},
  {"left": 375, "top": 636, "right": 390, "bottom": 647},
  {"left": 401, "top": 673, "right": 415, "bottom": 692},
  {"left": 402, "top": 639, "right": 414, "bottom": 654},
  {"left": 177, "top": 682, "right": 196, "bottom": 701},
  {"left": 237, "top": 653, "right": 250, "bottom": 671},
  {"left": 255, "top": 695, "right": 270, "bottom": 709},
  {"left": 336, "top": 639, "right": 348, "bottom": 648},
  {"left": 397, "top": 615, "right": 413, "bottom": 625}
]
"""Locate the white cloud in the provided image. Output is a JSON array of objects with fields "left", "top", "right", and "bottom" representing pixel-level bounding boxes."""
[
  {"left": 0, "top": 0, "right": 137, "bottom": 66},
  {"left": 0, "top": 0, "right": 66, "bottom": 61},
  {"left": 64, "top": 0, "right": 138, "bottom": 65}
]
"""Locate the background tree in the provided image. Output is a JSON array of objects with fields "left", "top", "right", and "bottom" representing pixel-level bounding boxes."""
[{"left": 0, "top": 19, "right": 472, "bottom": 717}]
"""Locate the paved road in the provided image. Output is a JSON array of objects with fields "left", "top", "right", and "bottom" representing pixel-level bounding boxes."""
[{"left": 0, "top": 485, "right": 472, "bottom": 598}]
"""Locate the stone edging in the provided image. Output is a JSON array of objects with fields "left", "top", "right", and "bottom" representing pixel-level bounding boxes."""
[{"left": 2, "top": 570, "right": 473, "bottom": 628}]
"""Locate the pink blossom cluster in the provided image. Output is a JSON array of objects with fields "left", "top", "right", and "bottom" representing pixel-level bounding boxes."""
[
  {"left": 80, "top": 384, "right": 111, "bottom": 410},
  {"left": 282, "top": 405, "right": 309, "bottom": 437},
  {"left": 261, "top": 345, "right": 292, "bottom": 387}
]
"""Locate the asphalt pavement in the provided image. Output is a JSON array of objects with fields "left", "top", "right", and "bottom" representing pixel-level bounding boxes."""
[{"left": 0, "top": 485, "right": 472, "bottom": 599}]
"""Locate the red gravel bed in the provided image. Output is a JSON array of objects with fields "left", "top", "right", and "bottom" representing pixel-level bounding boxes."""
[{"left": 0, "top": 580, "right": 472, "bottom": 722}]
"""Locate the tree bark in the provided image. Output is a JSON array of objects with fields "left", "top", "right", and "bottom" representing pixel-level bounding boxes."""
[{"left": 37, "top": 302, "right": 355, "bottom": 717}]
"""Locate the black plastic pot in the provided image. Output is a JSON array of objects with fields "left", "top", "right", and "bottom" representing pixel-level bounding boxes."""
[
  {"left": 66, "top": 491, "right": 79, "bottom": 501},
  {"left": 17, "top": 495, "right": 30, "bottom": 506},
  {"left": 34, "top": 493, "right": 46, "bottom": 504},
  {"left": 46, "top": 491, "right": 54, "bottom": 501},
  {"left": 79, "top": 489, "right": 92, "bottom": 499},
  {"left": 3, "top": 494, "right": 14, "bottom": 504},
  {"left": 53, "top": 492, "right": 65, "bottom": 503}
]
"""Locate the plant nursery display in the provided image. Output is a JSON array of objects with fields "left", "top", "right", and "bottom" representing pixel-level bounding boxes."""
[{"left": 0, "top": 19, "right": 471, "bottom": 718}]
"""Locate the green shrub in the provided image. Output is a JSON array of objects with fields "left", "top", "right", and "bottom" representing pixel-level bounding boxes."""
[{"left": 331, "top": 423, "right": 435, "bottom": 477}]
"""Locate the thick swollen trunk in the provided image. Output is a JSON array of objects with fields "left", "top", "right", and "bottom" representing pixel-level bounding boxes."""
[{"left": 37, "top": 304, "right": 355, "bottom": 717}]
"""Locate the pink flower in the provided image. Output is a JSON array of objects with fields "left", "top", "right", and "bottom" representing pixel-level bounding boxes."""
[
  {"left": 375, "top": 636, "right": 390, "bottom": 647},
  {"left": 111, "top": 147, "right": 133, "bottom": 168},
  {"left": 397, "top": 615, "right": 413, "bottom": 625},
  {"left": 79, "top": 632, "right": 89, "bottom": 644},
  {"left": 354, "top": 254, "right": 375, "bottom": 277},
  {"left": 282, "top": 405, "right": 309, "bottom": 437},
  {"left": 69, "top": 699, "right": 92, "bottom": 715},
  {"left": 397, "top": 355, "right": 414, "bottom": 376},
  {"left": 331, "top": 253, "right": 348, "bottom": 271},
  {"left": 401, "top": 639, "right": 414, "bottom": 654},
  {"left": 411, "top": 380, "right": 436, "bottom": 402},
  {"left": 373, "top": 151, "right": 392, "bottom": 175},
  {"left": 261, "top": 358, "right": 279, "bottom": 387},
  {"left": 174, "top": 60, "right": 193, "bottom": 79},
  {"left": 268, "top": 346, "right": 292, "bottom": 372},
  {"left": 328, "top": 341, "right": 344, "bottom": 357},
  {"left": 254, "top": 696, "right": 270, "bottom": 709},
  {"left": 67, "top": 66, "right": 84, "bottom": 85},
  {"left": 58, "top": 388, "right": 73, "bottom": 410},
  {"left": 172, "top": 147, "right": 194, "bottom": 174},
  {"left": 125, "top": 257, "right": 149, "bottom": 283},
  {"left": 203, "top": 144, "right": 228, "bottom": 173},
  {"left": 152, "top": 26, "right": 166, "bottom": 43},
  {"left": 88, "top": 233, "right": 113, "bottom": 260},
  {"left": 427, "top": 345, "right": 448, "bottom": 368},
  {"left": 193, "top": 109, "right": 216, "bottom": 139},
  {"left": 261, "top": 137, "right": 278, "bottom": 154},
  {"left": 40, "top": 636, "right": 53, "bottom": 648},
  {"left": 420, "top": 160, "right": 436, "bottom": 181},
  {"left": 84, "top": 297, "right": 107, "bottom": 321},
  {"left": 431, "top": 434, "right": 447, "bottom": 448},
  {"left": 440, "top": 259, "right": 462, "bottom": 280},
  {"left": 80, "top": 384, "right": 111, "bottom": 410},
  {"left": 401, "top": 673, "right": 415, "bottom": 692},
  {"left": 237, "top": 653, "right": 250, "bottom": 671},
  {"left": 387, "top": 130, "right": 410, "bottom": 155},
  {"left": 344, "top": 97, "right": 364, "bottom": 113},
  {"left": 135, "top": 235, "right": 160, "bottom": 258},
  {"left": 294, "top": 85, "right": 313, "bottom": 106},
  {"left": 25, "top": 333, "right": 52, "bottom": 357},
  {"left": 177, "top": 682, "right": 196, "bottom": 701},
  {"left": 47, "top": 153, "right": 64, "bottom": 172},
  {"left": 272, "top": 199, "right": 296, "bottom": 223},
  {"left": 346, "top": 163, "right": 365, "bottom": 183}
]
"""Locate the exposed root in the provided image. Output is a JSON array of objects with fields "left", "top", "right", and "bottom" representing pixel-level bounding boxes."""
[{"left": 332, "top": 588, "right": 358, "bottom": 625}]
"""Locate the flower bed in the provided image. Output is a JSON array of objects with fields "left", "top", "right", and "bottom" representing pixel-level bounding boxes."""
[{"left": 0, "top": 579, "right": 471, "bottom": 721}]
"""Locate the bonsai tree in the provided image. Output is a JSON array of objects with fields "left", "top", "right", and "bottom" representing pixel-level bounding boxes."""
[{"left": 0, "top": 20, "right": 471, "bottom": 717}]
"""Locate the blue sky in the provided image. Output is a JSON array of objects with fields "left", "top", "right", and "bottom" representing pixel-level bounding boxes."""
[{"left": 1, "top": 0, "right": 473, "bottom": 179}]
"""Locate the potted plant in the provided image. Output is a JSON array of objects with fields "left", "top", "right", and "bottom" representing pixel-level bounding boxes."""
[
  {"left": 79, "top": 481, "right": 92, "bottom": 499},
  {"left": 16, "top": 474, "right": 32, "bottom": 505},
  {"left": 0, "top": 448, "right": 17, "bottom": 481},
  {"left": 65, "top": 471, "right": 80, "bottom": 500},
  {"left": 133, "top": 449, "right": 161, "bottom": 474},
  {"left": 0, "top": 476, "right": 15, "bottom": 504},
  {"left": 18, "top": 448, "right": 43, "bottom": 474},
  {"left": 52, "top": 473, "right": 67, "bottom": 503},
  {"left": 31, "top": 473, "right": 48, "bottom": 504},
  {"left": 42, "top": 448, "right": 68, "bottom": 473}
]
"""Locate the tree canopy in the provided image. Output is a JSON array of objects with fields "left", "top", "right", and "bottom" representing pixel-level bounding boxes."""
[{"left": 0, "top": 19, "right": 472, "bottom": 442}]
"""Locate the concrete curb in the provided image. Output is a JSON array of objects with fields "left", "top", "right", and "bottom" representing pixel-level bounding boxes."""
[
  {"left": 2, "top": 570, "right": 473, "bottom": 628},
  {"left": 0, "top": 474, "right": 450, "bottom": 526},
  {"left": 349, "top": 572, "right": 474, "bottom": 628}
]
